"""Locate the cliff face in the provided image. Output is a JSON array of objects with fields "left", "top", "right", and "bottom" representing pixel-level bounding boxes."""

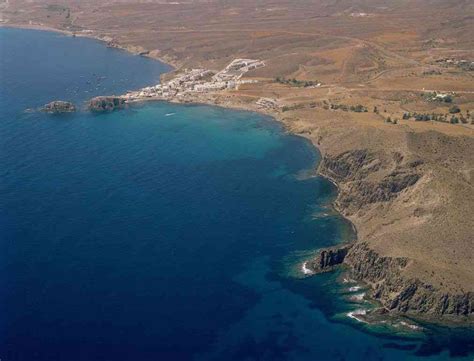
[
  {"left": 307, "top": 245, "right": 352, "bottom": 273},
  {"left": 345, "top": 243, "right": 474, "bottom": 317},
  {"left": 320, "top": 149, "right": 421, "bottom": 215},
  {"left": 314, "top": 142, "right": 474, "bottom": 321}
]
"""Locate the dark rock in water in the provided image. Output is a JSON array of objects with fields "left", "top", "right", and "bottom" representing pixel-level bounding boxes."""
[
  {"left": 307, "top": 244, "right": 352, "bottom": 273},
  {"left": 88, "top": 96, "right": 126, "bottom": 112},
  {"left": 41, "top": 101, "right": 76, "bottom": 113}
]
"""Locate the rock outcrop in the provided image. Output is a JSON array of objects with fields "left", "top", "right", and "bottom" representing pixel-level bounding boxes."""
[
  {"left": 41, "top": 101, "right": 76, "bottom": 113},
  {"left": 307, "top": 244, "right": 352, "bottom": 273},
  {"left": 314, "top": 147, "right": 473, "bottom": 321},
  {"left": 320, "top": 149, "right": 421, "bottom": 214},
  {"left": 88, "top": 96, "right": 126, "bottom": 112},
  {"left": 345, "top": 243, "right": 474, "bottom": 317}
]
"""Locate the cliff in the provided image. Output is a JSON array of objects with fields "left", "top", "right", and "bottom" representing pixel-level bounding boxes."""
[
  {"left": 320, "top": 149, "right": 421, "bottom": 215},
  {"left": 307, "top": 245, "right": 352, "bottom": 273},
  {"left": 308, "top": 130, "right": 474, "bottom": 322},
  {"left": 345, "top": 243, "right": 474, "bottom": 318}
]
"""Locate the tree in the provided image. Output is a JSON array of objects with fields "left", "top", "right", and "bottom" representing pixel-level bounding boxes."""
[
  {"left": 353, "top": 104, "right": 366, "bottom": 112},
  {"left": 449, "top": 105, "right": 461, "bottom": 114},
  {"left": 443, "top": 95, "right": 453, "bottom": 103}
]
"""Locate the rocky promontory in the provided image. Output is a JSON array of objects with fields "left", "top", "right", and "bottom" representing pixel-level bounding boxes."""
[
  {"left": 306, "top": 244, "right": 352, "bottom": 273},
  {"left": 307, "top": 139, "right": 474, "bottom": 322},
  {"left": 88, "top": 96, "right": 126, "bottom": 112},
  {"left": 41, "top": 101, "right": 76, "bottom": 113},
  {"left": 307, "top": 242, "right": 473, "bottom": 319},
  {"left": 345, "top": 243, "right": 474, "bottom": 318}
]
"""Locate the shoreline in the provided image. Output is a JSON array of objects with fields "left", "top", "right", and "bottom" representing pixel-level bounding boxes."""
[
  {"left": 2, "top": 24, "right": 358, "bottom": 249},
  {"left": 125, "top": 95, "right": 360, "bottom": 250},
  {"left": 0, "top": 23, "right": 181, "bottom": 70},
  {"left": 4, "top": 24, "right": 472, "bottom": 328}
]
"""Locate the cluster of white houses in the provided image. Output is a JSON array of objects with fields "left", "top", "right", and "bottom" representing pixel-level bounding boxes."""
[
  {"left": 256, "top": 97, "right": 279, "bottom": 110},
  {"left": 123, "top": 59, "right": 265, "bottom": 101},
  {"left": 435, "top": 58, "right": 474, "bottom": 71}
]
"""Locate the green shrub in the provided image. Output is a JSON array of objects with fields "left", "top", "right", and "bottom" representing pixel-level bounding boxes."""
[{"left": 449, "top": 105, "right": 461, "bottom": 114}]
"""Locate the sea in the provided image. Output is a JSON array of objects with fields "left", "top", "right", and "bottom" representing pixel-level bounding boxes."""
[{"left": 0, "top": 28, "right": 473, "bottom": 361}]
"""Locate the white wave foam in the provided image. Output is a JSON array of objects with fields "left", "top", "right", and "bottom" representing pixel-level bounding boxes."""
[
  {"left": 350, "top": 293, "right": 366, "bottom": 302},
  {"left": 349, "top": 286, "right": 362, "bottom": 292},
  {"left": 399, "top": 321, "right": 422, "bottom": 331},
  {"left": 347, "top": 309, "right": 369, "bottom": 323},
  {"left": 301, "top": 262, "right": 314, "bottom": 275}
]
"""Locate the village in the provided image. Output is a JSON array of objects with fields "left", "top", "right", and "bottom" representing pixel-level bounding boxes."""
[
  {"left": 119, "top": 57, "right": 472, "bottom": 128},
  {"left": 123, "top": 58, "right": 265, "bottom": 102}
]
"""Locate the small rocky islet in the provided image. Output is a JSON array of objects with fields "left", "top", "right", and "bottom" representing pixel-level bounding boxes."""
[
  {"left": 41, "top": 100, "right": 76, "bottom": 113},
  {"left": 39, "top": 96, "right": 126, "bottom": 115},
  {"left": 88, "top": 96, "right": 126, "bottom": 112}
]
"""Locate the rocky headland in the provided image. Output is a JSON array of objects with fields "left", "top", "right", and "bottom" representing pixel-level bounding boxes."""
[
  {"left": 309, "top": 242, "right": 473, "bottom": 321},
  {"left": 304, "top": 134, "right": 474, "bottom": 324}
]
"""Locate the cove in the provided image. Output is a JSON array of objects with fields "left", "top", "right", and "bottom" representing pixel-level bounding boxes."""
[{"left": 1, "top": 28, "right": 473, "bottom": 361}]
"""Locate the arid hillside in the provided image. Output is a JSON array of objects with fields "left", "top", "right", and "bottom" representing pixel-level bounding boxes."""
[{"left": 2, "top": 0, "right": 474, "bottom": 76}]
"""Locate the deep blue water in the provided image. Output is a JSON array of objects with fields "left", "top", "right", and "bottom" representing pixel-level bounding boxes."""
[{"left": 1, "top": 28, "right": 473, "bottom": 361}]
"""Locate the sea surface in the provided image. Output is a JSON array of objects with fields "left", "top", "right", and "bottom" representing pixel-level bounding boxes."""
[{"left": 0, "top": 28, "right": 473, "bottom": 361}]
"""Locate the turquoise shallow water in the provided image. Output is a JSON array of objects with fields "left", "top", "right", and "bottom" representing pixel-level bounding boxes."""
[{"left": 1, "top": 28, "right": 473, "bottom": 360}]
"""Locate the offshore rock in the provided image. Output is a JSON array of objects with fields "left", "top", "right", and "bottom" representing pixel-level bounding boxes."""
[
  {"left": 41, "top": 100, "right": 76, "bottom": 113},
  {"left": 88, "top": 96, "right": 126, "bottom": 112},
  {"left": 307, "top": 244, "right": 352, "bottom": 273}
]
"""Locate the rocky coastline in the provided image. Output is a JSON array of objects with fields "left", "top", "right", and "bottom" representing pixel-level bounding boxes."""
[
  {"left": 12, "top": 24, "right": 473, "bottom": 327},
  {"left": 307, "top": 242, "right": 473, "bottom": 324},
  {"left": 84, "top": 75, "right": 473, "bottom": 326},
  {"left": 346, "top": 243, "right": 473, "bottom": 318},
  {"left": 122, "top": 87, "right": 474, "bottom": 325},
  {"left": 306, "top": 149, "right": 474, "bottom": 324}
]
